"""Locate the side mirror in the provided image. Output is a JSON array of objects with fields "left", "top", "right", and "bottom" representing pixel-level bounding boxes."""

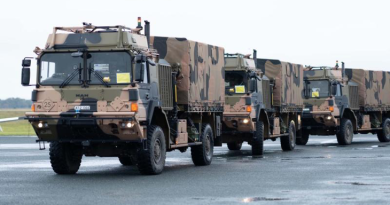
[
  {"left": 134, "top": 63, "right": 144, "bottom": 82},
  {"left": 304, "top": 81, "right": 310, "bottom": 98},
  {"left": 249, "top": 78, "right": 256, "bottom": 92},
  {"left": 22, "top": 59, "right": 31, "bottom": 67},
  {"left": 134, "top": 54, "right": 146, "bottom": 82},
  {"left": 21, "top": 58, "right": 31, "bottom": 86},
  {"left": 331, "top": 82, "right": 337, "bottom": 96}
]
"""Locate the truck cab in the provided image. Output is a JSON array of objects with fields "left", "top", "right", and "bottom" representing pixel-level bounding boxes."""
[
  {"left": 21, "top": 19, "right": 223, "bottom": 175},
  {"left": 301, "top": 62, "right": 357, "bottom": 145}
]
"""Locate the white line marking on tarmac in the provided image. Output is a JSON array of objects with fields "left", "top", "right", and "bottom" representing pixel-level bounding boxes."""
[
  {"left": 0, "top": 144, "right": 42, "bottom": 149},
  {"left": 320, "top": 139, "right": 337, "bottom": 144}
]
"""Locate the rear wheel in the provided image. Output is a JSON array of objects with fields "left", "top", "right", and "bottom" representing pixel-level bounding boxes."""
[
  {"left": 281, "top": 120, "right": 296, "bottom": 151},
  {"left": 336, "top": 118, "right": 353, "bottom": 145},
  {"left": 49, "top": 142, "right": 83, "bottom": 175},
  {"left": 227, "top": 142, "right": 242, "bottom": 151},
  {"left": 118, "top": 156, "right": 133, "bottom": 166},
  {"left": 191, "top": 124, "right": 214, "bottom": 166},
  {"left": 252, "top": 121, "right": 264, "bottom": 156},
  {"left": 296, "top": 130, "right": 309, "bottom": 145},
  {"left": 377, "top": 118, "right": 390, "bottom": 142},
  {"left": 137, "top": 125, "right": 166, "bottom": 175}
]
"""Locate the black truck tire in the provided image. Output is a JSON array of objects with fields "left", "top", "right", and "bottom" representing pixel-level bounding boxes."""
[
  {"left": 281, "top": 120, "right": 296, "bottom": 151},
  {"left": 296, "top": 130, "right": 309, "bottom": 145},
  {"left": 49, "top": 142, "right": 83, "bottom": 175},
  {"left": 191, "top": 124, "right": 214, "bottom": 166},
  {"left": 377, "top": 118, "right": 390, "bottom": 142},
  {"left": 252, "top": 121, "right": 264, "bottom": 156},
  {"left": 336, "top": 118, "right": 353, "bottom": 145},
  {"left": 137, "top": 125, "right": 166, "bottom": 175},
  {"left": 118, "top": 156, "right": 133, "bottom": 166},
  {"left": 227, "top": 142, "right": 242, "bottom": 151}
]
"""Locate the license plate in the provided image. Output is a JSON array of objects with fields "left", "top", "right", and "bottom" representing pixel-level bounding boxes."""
[{"left": 74, "top": 106, "right": 91, "bottom": 111}]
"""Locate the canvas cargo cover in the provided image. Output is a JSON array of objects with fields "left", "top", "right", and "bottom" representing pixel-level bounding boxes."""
[
  {"left": 346, "top": 69, "right": 390, "bottom": 108},
  {"left": 256, "top": 59, "right": 304, "bottom": 109},
  {"left": 150, "top": 37, "right": 225, "bottom": 111}
]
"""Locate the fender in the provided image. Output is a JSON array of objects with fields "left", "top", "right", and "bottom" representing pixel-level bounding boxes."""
[
  {"left": 150, "top": 107, "right": 171, "bottom": 148},
  {"left": 259, "top": 109, "right": 270, "bottom": 138},
  {"left": 341, "top": 108, "right": 358, "bottom": 131}
]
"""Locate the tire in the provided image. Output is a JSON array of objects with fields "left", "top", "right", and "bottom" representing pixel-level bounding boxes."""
[
  {"left": 227, "top": 142, "right": 242, "bottom": 151},
  {"left": 281, "top": 120, "right": 296, "bottom": 151},
  {"left": 336, "top": 118, "right": 353, "bottom": 145},
  {"left": 252, "top": 121, "right": 264, "bottom": 156},
  {"left": 191, "top": 124, "right": 214, "bottom": 166},
  {"left": 118, "top": 156, "right": 133, "bottom": 166},
  {"left": 377, "top": 118, "right": 390, "bottom": 142},
  {"left": 49, "top": 142, "right": 83, "bottom": 175},
  {"left": 137, "top": 125, "right": 166, "bottom": 175},
  {"left": 296, "top": 130, "right": 309, "bottom": 145}
]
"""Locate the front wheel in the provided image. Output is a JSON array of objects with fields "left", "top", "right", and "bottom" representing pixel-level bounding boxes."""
[
  {"left": 252, "top": 121, "right": 264, "bottom": 156},
  {"left": 281, "top": 120, "right": 296, "bottom": 151},
  {"left": 191, "top": 124, "right": 214, "bottom": 166},
  {"left": 137, "top": 125, "right": 166, "bottom": 175},
  {"left": 49, "top": 142, "right": 83, "bottom": 175},
  {"left": 377, "top": 118, "right": 390, "bottom": 142},
  {"left": 118, "top": 156, "right": 133, "bottom": 166},
  {"left": 227, "top": 142, "right": 242, "bottom": 151},
  {"left": 296, "top": 130, "right": 309, "bottom": 145},
  {"left": 336, "top": 118, "right": 353, "bottom": 145}
]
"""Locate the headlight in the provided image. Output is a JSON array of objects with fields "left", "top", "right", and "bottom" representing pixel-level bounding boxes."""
[
  {"left": 37, "top": 122, "right": 48, "bottom": 128},
  {"left": 121, "top": 121, "right": 134, "bottom": 128},
  {"left": 243, "top": 118, "right": 250, "bottom": 124}
]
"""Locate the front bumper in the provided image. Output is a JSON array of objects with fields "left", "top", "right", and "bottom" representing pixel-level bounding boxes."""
[
  {"left": 26, "top": 112, "right": 144, "bottom": 142},
  {"left": 302, "top": 110, "right": 337, "bottom": 128},
  {"left": 222, "top": 112, "right": 254, "bottom": 133}
]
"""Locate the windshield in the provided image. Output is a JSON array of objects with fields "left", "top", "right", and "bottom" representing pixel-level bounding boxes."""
[
  {"left": 307, "top": 80, "right": 330, "bottom": 98},
  {"left": 225, "top": 71, "right": 247, "bottom": 94},
  {"left": 88, "top": 52, "right": 132, "bottom": 85},
  {"left": 39, "top": 52, "right": 132, "bottom": 86},
  {"left": 40, "top": 53, "right": 83, "bottom": 85}
]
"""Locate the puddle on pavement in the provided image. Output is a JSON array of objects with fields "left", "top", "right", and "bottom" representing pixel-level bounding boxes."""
[
  {"left": 242, "top": 197, "right": 289, "bottom": 202},
  {"left": 333, "top": 181, "right": 390, "bottom": 186},
  {"left": 353, "top": 147, "right": 373, "bottom": 150},
  {"left": 333, "top": 197, "right": 356, "bottom": 200}
]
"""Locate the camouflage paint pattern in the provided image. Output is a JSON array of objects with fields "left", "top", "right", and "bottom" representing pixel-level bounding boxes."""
[
  {"left": 223, "top": 54, "right": 259, "bottom": 132},
  {"left": 257, "top": 59, "right": 304, "bottom": 112},
  {"left": 346, "top": 69, "right": 390, "bottom": 110},
  {"left": 302, "top": 68, "right": 344, "bottom": 127},
  {"left": 26, "top": 26, "right": 155, "bottom": 142},
  {"left": 150, "top": 36, "right": 225, "bottom": 112}
]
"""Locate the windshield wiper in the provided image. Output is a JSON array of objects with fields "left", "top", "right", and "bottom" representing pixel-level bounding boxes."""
[
  {"left": 59, "top": 65, "right": 82, "bottom": 88},
  {"left": 88, "top": 66, "right": 110, "bottom": 87}
]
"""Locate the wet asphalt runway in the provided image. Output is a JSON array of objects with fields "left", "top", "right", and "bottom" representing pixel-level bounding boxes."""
[{"left": 0, "top": 134, "right": 389, "bottom": 205}]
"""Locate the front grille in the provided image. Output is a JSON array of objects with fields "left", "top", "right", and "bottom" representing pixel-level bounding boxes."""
[
  {"left": 262, "top": 80, "right": 271, "bottom": 109},
  {"left": 158, "top": 64, "right": 173, "bottom": 110},
  {"left": 349, "top": 85, "right": 359, "bottom": 109}
]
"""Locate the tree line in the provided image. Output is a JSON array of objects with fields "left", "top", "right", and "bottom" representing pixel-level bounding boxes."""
[{"left": 0, "top": 98, "right": 32, "bottom": 109}]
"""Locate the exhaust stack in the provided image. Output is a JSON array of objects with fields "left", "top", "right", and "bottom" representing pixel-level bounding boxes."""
[
  {"left": 253, "top": 49, "right": 257, "bottom": 68},
  {"left": 144, "top": 20, "right": 150, "bottom": 48},
  {"left": 342, "top": 62, "right": 345, "bottom": 78}
]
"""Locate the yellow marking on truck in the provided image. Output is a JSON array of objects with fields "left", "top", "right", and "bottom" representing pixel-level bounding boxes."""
[
  {"left": 235, "top": 85, "right": 245, "bottom": 93},
  {"left": 116, "top": 73, "right": 130, "bottom": 83}
]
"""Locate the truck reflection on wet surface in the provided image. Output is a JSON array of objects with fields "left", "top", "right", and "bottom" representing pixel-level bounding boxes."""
[{"left": 0, "top": 134, "right": 389, "bottom": 205}]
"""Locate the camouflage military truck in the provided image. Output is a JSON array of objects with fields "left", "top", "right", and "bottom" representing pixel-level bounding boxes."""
[
  {"left": 222, "top": 52, "right": 304, "bottom": 155},
  {"left": 301, "top": 62, "right": 390, "bottom": 145},
  {"left": 21, "top": 19, "right": 225, "bottom": 175}
]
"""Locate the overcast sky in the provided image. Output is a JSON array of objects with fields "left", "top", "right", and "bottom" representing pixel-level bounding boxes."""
[{"left": 1, "top": 0, "right": 389, "bottom": 99}]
